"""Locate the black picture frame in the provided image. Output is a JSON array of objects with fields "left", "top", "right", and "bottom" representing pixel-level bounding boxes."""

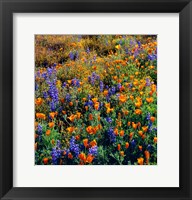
[{"left": 0, "top": 0, "right": 192, "bottom": 199}]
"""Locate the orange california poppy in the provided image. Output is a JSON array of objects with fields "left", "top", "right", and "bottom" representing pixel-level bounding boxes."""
[
  {"left": 46, "top": 130, "right": 51, "bottom": 136},
  {"left": 119, "top": 94, "right": 127, "bottom": 103},
  {"left": 68, "top": 153, "right": 73, "bottom": 159},
  {"left": 35, "top": 142, "right": 38, "bottom": 151},
  {"left": 86, "top": 126, "right": 94, "bottom": 135},
  {"left": 130, "top": 95, "right": 134, "bottom": 101},
  {"left": 79, "top": 152, "right": 86, "bottom": 162},
  {"left": 114, "top": 128, "right": 118, "bottom": 136},
  {"left": 105, "top": 103, "right": 111, "bottom": 109},
  {"left": 48, "top": 122, "right": 54, "bottom": 128},
  {"left": 117, "top": 144, "right": 121, "bottom": 151},
  {"left": 36, "top": 113, "right": 46, "bottom": 120},
  {"left": 69, "top": 102, "right": 73, "bottom": 106},
  {"left": 106, "top": 107, "right": 114, "bottom": 114},
  {"left": 89, "top": 114, "right": 93, "bottom": 121},
  {"left": 94, "top": 102, "right": 100, "bottom": 110},
  {"left": 62, "top": 110, "right": 66, "bottom": 115},
  {"left": 75, "top": 135, "right": 80, "bottom": 140},
  {"left": 120, "top": 130, "right": 124, "bottom": 137},
  {"left": 49, "top": 112, "right": 56, "bottom": 119},
  {"left": 135, "top": 109, "right": 142, "bottom": 115},
  {"left": 146, "top": 97, "right": 154, "bottom": 103},
  {"left": 68, "top": 114, "right": 77, "bottom": 122},
  {"left": 92, "top": 98, "right": 98, "bottom": 104},
  {"left": 86, "top": 154, "right": 94, "bottom": 163},
  {"left": 132, "top": 122, "right": 138, "bottom": 129},
  {"left": 120, "top": 151, "right": 124, "bottom": 157},
  {"left": 83, "top": 139, "right": 88, "bottom": 147},
  {"left": 103, "top": 90, "right": 108, "bottom": 96},
  {"left": 97, "top": 124, "right": 102, "bottom": 130},
  {"left": 137, "top": 122, "right": 141, "bottom": 127},
  {"left": 35, "top": 98, "right": 43, "bottom": 106},
  {"left": 144, "top": 150, "right": 150, "bottom": 160},
  {"left": 138, "top": 131, "right": 143, "bottom": 137},
  {"left": 43, "top": 157, "right": 49, "bottom": 165},
  {"left": 125, "top": 142, "right": 129, "bottom": 149},
  {"left": 129, "top": 132, "right": 134, "bottom": 139},
  {"left": 67, "top": 126, "right": 75, "bottom": 134},
  {"left": 142, "top": 126, "right": 148, "bottom": 132},
  {"left": 90, "top": 140, "right": 97, "bottom": 147},
  {"left": 137, "top": 157, "right": 144, "bottom": 165},
  {"left": 150, "top": 116, "right": 156, "bottom": 122},
  {"left": 76, "top": 112, "right": 81, "bottom": 119}
]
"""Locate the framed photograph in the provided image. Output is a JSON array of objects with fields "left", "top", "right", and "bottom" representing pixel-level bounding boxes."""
[{"left": 0, "top": 0, "right": 192, "bottom": 199}]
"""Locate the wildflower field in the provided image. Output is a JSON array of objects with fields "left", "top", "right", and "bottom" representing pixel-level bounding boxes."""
[{"left": 35, "top": 35, "right": 157, "bottom": 165}]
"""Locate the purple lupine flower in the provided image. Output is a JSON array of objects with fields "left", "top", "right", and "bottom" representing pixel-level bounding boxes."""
[
  {"left": 117, "top": 83, "right": 122, "bottom": 91},
  {"left": 37, "top": 70, "right": 41, "bottom": 77},
  {"left": 111, "top": 86, "right": 116, "bottom": 94},
  {"left": 146, "top": 112, "right": 151, "bottom": 121},
  {"left": 51, "top": 147, "right": 61, "bottom": 165},
  {"left": 96, "top": 75, "right": 100, "bottom": 80},
  {"left": 148, "top": 121, "right": 153, "bottom": 132},
  {"left": 91, "top": 77, "right": 95, "bottom": 86},
  {"left": 137, "top": 41, "right": 141, "bottom": 48},
  {"left": 47, "top": 67, "right": 54, "bottom": 77},
  {"left": 100, "top": 81, "right": 104, "bottom": 92},
  {"left": 62, "top": 82, "right": 67, "bottom": 88},
  {"left": 88, "top": 146, "right": 98, "bottom": 156},
  {"left": 106, "top": 117, "right": 112, "bottom": 123},
  {"left": 107, "top": 127, "right": 116, "bottom": 143},
  {"left": 147, "top": 144, "right": 152, "bottom": 151},
  {"left": 69, "top": 136, "right": 80, "bottom": 157},
  {"left": 88, "top": 100, "right": 93, "bottom": 107},
  {"left": 130, "top": 40, "right": 133, "bottom": 45},
  {"left": 134, "top": 49, "right": 139, "bottom": 57},
  {"left": 65, "top": 93, "right": 71, "bottom": 102},
  {"left": 86, "top": 47, "right": 90, "bottom": 54},
  {"left": 50, "top": 100, "right": 56, "bottom": 112},
  {"left": 76, "top": 79, "right": 80, "bottom": 87},
  {"left": 106, "top": 96, "right": 111, "bottom": 102},
  {"left": 131, "top": 140, "right": 136, "bottom": 148},
  {"left": 148, "top": 54, "right": 156, "bottom": 61},
  {"left": 35, "top": 83, "right": 38, "bottom": 91},
  {"left": 56, "top": 140, "right": 61, "bottom": 148},
  {"left": 41, "top": 72, "right": 47, "bottom": 80},
  {"left": 153, "top": 127, "right": 157, "bottom": 131},
  {"left": 47, "top": 79, "right": 59, "bottom": 104},
  {"left": 146, "top": 78, "right": 151, "bottom": 86},
  {"left": 69, "top": 52, "right": 75, "bottom": 60},
  {"left": 37, "top": 124, "right": 42, "bottom": 135},
  {"left": 87, "top": 94, "right": 91, "bottom": 100},
  {"left": 125, "top": 47, "right": 129, "bottom": 55},
  {"left": 43, "top": 91, "right": 48, "bottom": 99}
]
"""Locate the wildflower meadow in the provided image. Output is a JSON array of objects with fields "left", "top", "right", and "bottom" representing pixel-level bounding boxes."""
[{"left": 35, "top": 35, "right": 157, "bottom": 165}]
